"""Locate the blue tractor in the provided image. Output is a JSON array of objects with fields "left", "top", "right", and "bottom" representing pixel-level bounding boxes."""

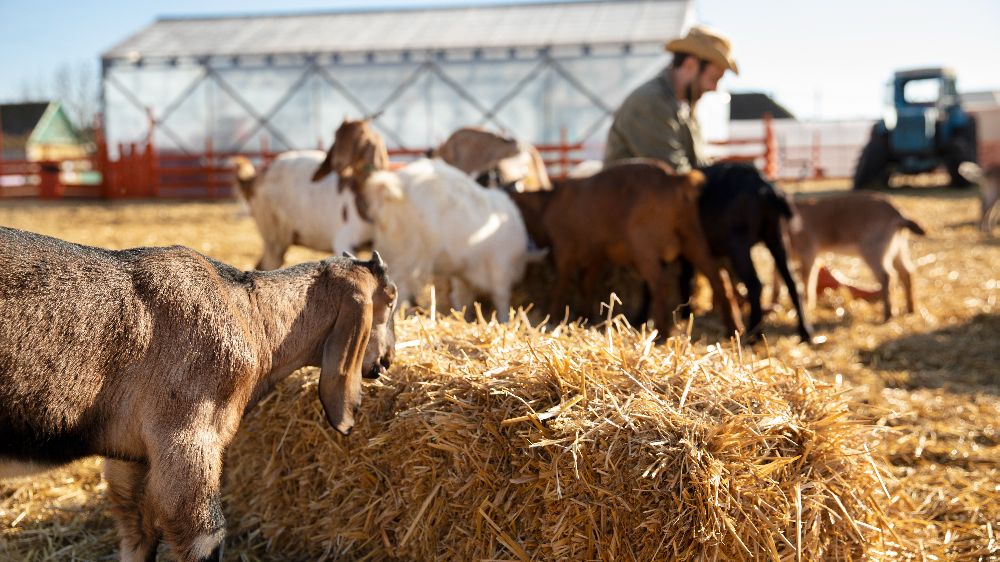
[{"left": 853, "top": 67, "right": 978, "bottom": 189}]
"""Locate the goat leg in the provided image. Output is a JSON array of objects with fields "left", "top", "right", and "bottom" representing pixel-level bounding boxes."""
[
  {"left": 765, "top": 236, "right": 815, "bottom": 343},
  {"left": 681, "top": 241, "right": 744, "bottom": 337},
  {"left": 144, "top": 441, "right": 227, "bottom": 562},
  {"left": 719, "top": 239, "right": 763, "bottom": 341},
  {"left": 104, "top": 459, "right": 162, "bottom": 562}
]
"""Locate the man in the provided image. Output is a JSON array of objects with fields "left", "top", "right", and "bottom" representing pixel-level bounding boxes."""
[{"left": 604, "top": 25, "right": 738, "bottom": 171}]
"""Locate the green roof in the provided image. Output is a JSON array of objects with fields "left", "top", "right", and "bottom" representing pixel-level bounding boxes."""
[{"left": 28, "top": 103, "right": 85, "bottom": 146}]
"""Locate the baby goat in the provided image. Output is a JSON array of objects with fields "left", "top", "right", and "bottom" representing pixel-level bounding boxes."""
[
  {"left": 0, "top": 227, "right": 397, "bottom": 562},
  {"left": 778, "top": 193, "right": 925, "bottom": 321}
]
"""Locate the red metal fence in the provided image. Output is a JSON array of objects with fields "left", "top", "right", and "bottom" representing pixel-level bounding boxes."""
[{"left": 0, "top": 116, "right": 780, "bottom": 200}]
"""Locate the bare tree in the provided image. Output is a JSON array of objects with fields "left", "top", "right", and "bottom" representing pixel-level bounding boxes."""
[{"left": 53, "top": 61, "right": 98, "bottom": 133}]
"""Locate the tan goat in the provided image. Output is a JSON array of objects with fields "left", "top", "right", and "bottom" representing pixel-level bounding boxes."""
[
  {"left": 776, "top": 193, "right": 925, "bottom": 322},
  {"left": 433, "top": 126, "right": 552, "bottom": 191},
  {"left": 0, "top": 227, "right": 397, "bottom": 561}
]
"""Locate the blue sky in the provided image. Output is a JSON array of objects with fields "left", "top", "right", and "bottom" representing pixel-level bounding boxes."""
[{"left": 1, "top": 0, "right": 997, "bottom": 120}]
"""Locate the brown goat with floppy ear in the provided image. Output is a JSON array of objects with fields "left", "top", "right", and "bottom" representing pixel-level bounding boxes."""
[{"left": 0, "top": 227, "right": 397, "bottom": 562}]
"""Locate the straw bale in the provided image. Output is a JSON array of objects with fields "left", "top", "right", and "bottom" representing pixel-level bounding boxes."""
[
  {"left": 224, "top": 311, "right": 889, "bottom": 561},
  {"left": 1, "top": 183, "right": 997, "bottom": 560}
]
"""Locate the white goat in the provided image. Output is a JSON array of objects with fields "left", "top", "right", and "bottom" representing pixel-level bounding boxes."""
[
  {"left": 0, "top": 226, "right": 397, "bottom": 562},
  {"left": 233, "top": 151, "right": 372, "bottom": 270},
  {"left": 363, "top": 158, "right": 534, "bottom": 321},
  {"left": 326, "top": 117, "right": 537, "bottom": 321}
]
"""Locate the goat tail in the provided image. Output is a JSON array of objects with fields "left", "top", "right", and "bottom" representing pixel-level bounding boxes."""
[
  {"left": 229, "top": 156, "right": 257, "bottom": 200},
  {"left": 769, "top": 189, "right": 795, "bottom": 219},
  {"left": 958, "top": 161, "right": 983, "bottom": 184},
  {"left": 902, "top": 218, "right": 926, "bottom": 236}
]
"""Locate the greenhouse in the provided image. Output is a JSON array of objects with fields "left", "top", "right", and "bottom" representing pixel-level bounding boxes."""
[{"left": 100, "top": 0, "right": 692, "bottom": 155}]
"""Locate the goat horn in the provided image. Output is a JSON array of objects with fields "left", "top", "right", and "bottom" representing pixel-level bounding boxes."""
[
  {"left": 371, "top": 250, "right": 386, "bottom": 270},
  {"left": 342, "top": 251, "right": 357, "bottom": 259},
  {"left": 366, "top": 110, "right": 384, "bottom": 121}
]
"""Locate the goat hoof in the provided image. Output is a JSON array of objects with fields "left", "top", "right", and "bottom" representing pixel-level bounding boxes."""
[{"left": 805, "top": 334, "right": 827, "bottom": 346}]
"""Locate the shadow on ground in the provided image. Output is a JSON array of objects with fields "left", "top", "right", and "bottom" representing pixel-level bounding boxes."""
[{"left": 858, "top": 312, "right": 1000, "bottom": 392}]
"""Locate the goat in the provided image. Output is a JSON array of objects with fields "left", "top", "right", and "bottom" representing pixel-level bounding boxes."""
[
  {"left": 959, "top": 162, "right": 1000, "bottom": 234},
  {"left": 681, "top": 163, "right": 815, "bottom": 343},
  {"left": 774, "top": 192, "right": 925, "bottom": 322},
  {"left": 232, "top": 151, "right": 373, "bottom": 270},
  {"left": 432, "top": 126, "right": 552, "bottom": 192},
  {"left": 508, "top": 159, "right": 743, "bottom": 337},
  {"left": 329, "top": 118, "right": 537, "bottom": 322},
  {"left": 0, "top": 226, "right": 397, "bottom": 562},
  {"left": 567, "top": 159, "right": 604, "bottom": 179}
]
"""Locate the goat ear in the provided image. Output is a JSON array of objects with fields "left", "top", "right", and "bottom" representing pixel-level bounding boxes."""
[
  {"left": 360, "top": 138, "right": 389, "bottom": 172},
  {"left": 312, "top": 149, "right": 335, "bottom": 182},
  {"left": 318, "top": 297, "right": 373, "bottom": 435}
]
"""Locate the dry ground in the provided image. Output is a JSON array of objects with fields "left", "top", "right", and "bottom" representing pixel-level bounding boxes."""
[{"left": 0, "top": 180, "right": 997, "bottom": 560}]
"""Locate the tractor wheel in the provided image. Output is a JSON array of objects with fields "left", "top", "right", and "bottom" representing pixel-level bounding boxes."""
[
  {"left": 947, "top": 122, "right": 978, "bottom": 188},
  {"left": 853, "top": 127, "right": 891, "bottom": 190}
]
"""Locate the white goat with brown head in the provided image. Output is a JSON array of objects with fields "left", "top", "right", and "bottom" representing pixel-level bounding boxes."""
[
  {"left": 232, "top": 144, "right": 374, "bottom": 271},
  {"left": 330, "top": 118, "right": 537, "bottom": 321},
  {"left": 0, "top": 227, "right": 397, "bottom": 561}
]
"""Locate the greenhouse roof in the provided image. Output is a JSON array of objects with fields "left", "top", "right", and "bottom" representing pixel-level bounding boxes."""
[{"left": 103, "top": 0, "right": 692, "bottom": 61}]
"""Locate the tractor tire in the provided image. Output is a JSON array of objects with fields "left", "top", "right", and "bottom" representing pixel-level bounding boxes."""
[
  {"left": 947, "top": 121, "right": 978, "bottom": 188},
  {"left": 853, "top": 127, "right": 891, "bottom": 190}
]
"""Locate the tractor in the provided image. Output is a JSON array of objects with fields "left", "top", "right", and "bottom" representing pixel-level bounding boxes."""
[{"left": 853, "top": 67, "right": 978, "bottom": 189}]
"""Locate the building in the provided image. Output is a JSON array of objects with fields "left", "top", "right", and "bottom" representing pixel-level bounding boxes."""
[
  {"left": 0, "top": 102, "right": 90, "bottom": 161},
  {"left": 100, "top": 0, "right": 692, "bottom": 155},
  {"left": 729, "top": 92, "right": 795, "bottom": 121}
]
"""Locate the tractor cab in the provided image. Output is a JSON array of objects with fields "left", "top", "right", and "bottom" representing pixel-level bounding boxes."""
[{"left": 854, "top": 67, "right": 977, "bottom": 188}]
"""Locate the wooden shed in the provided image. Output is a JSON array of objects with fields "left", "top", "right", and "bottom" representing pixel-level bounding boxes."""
[{"left": 0, "top": 102, "right": 90, "bottom": 161}]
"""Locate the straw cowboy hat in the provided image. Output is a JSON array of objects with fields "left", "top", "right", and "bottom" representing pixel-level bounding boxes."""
[{"left": 666, "top": 25, "right": 739, "bottom": 75}]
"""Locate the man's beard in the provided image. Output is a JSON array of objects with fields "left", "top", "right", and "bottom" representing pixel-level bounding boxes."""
[{"left": 685, "top": 76, "right": 704, "bottom": 109}]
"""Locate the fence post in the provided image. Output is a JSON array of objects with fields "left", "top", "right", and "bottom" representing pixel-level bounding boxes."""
[
  {"left": 559, "top": 127, "right": 569, "bottom": 178},
  {"left": 93, "top": 114, "right": 111, "bottom": 198},
  {"left": 762, "top": 112, "right": 777, "bottom": 179},
  {"left": 810, "top": 130, "right": 824, "bottom": 178},
  {"left": 39, "top": 161, "right": 62, "bottom": 199},
  {"left": 0, "top": 107, "right": 5, "bottom": 176},
  {"left": 205, "top": 137, "right": 215, "bottom": 198}
]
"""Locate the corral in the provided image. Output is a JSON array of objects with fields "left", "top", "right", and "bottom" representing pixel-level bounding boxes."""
[{"left": 0, "top": 178, "right": 996, "bottom": 560}]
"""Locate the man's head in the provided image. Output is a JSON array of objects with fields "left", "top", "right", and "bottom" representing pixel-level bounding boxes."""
[{"left": 666, "top": 26, "right": 738, "bottom": 105}]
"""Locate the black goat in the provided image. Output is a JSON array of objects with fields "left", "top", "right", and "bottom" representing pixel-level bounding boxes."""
[{"left": 681, "top": 163, "right": 815, "bottom": 343}]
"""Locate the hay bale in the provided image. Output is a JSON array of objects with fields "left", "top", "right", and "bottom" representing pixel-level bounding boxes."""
[{"left": 225, "top": 312, "right": 890, "bottom": 561}]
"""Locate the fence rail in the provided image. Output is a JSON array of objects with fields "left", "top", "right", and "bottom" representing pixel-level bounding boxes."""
[{"left": 12, "top": 113, "right": 949, "bottom": 199}]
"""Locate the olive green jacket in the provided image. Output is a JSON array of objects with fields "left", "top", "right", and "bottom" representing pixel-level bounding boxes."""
[{"left": 603, "top": 70, "right": 709, "bottom": 173}]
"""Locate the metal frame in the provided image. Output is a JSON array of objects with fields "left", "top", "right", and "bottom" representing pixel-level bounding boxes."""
[{"left": 102, "top": 44, "right": 667, "bottom": 152}]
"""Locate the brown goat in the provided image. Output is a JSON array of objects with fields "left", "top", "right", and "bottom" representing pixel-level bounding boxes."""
[
  {"left": 510, "top": 159, "right": 743, "bottom": 337},
  {"left": 778, "top": 192, "right": 925, "bottom": 322},
  {"left": 0, "top": 227, "right": 397, "bottom": 561}
]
